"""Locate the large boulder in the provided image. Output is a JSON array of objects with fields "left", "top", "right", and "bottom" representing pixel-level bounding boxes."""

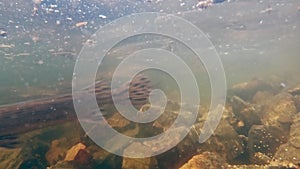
[
  {"left": 273, "top": 113, "right": 300, "bottom": 165},
  {"left": 247, "top": 125, "right": 288, "bottom": 163},
  {"left": 262, "top": 93, "right": 296, "bottom": 128},
  {"left": 228, "top": 79, "right": 271, "bottom": 101}
]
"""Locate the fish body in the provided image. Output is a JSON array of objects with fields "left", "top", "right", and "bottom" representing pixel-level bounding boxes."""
[{"left": 0, "top": 75, "right": 151, "bottom": 148}]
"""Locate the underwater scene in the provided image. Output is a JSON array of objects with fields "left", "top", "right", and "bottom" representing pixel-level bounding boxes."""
[{"left": 1, "top": 0, "right": 300, "bottom": 168}]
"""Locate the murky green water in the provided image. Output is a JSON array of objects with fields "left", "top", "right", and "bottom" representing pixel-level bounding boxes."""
[{"left": 1, "top": 0, "right": 300, "bottom": 168}]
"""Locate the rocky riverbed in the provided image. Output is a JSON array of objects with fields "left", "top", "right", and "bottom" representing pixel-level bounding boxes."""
[{"left": 1, "top": 77, "right": 300, "bottom": 169}]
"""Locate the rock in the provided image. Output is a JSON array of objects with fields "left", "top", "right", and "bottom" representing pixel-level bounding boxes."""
[
  {"left": 231, "top": 96, "right": 249, "bottom": 114},
  {"left": 86, "top": 145, "right": 110, "bottom": 163},
  {"left": 123, "top": 126, "right": 186, "bottom": 157},
  {"left": 246, "top": 93, "right": 297, "bottom": 164},
  {"left": 73, "top": 149, "right": 93, "bottom": 165},
  {"left": 209, "top": 119, "right": 245, "bottom": 161},
  {"left": 247, "top": 125, "right": 288, "bottom": 162},
  {"left": 252, "top": 91, "right": 274, "bottom": 105},
  {"left": 64, "top": 143, "right": 86, "bottom": 161},
  {"left": 122, "top": 157, "right": 158, "bottom": 169},
  {"left": 227, "top": 164, "right": 266, "bottom": 169},
  {"left": 229, "top": 79, "right": 271, "bottom": 101},
  {"left": 46, "top": 138, "right": 69, "bottom": 165},
  {"left": 47, "top": 161, "right": 73, "bottom": 169},
  {"left": 151, "top": 100, "right": 187, "bottom": 132},
  {"left": 231, "top": 96, "right": 262, "bottom": 135},
  {"left": 103, "top": 124, "right": 140, "bottom": 154},
  {"left": 262, "top": 93, "right": 296, "bottom": 128},
  {"left": 152, "top": 109, "right": 178, "bottom": 131},
  {"left": 106, "top": 112, "right": 130, "bottom": 128},
  {"left": 273, "top": 143, "right": 300, "bottom": 166},
  {"left": 289, "top": 113, "right": 300, "bottom": 149},
  {"left": 288, "top": 86, "right": 300, "bottom": 96},
  {"left": 227, "top": 163, "right": 298, "bottom": 169},
  {"left": 273, "top": 113, "right": 300, "bottom": 165},
  {"left": 251, "top": 152, "right": 272, "bottom": 165},
  {"left": 179, "top": 151, "right": 227, "bottom": 169},
  {"left": 188, "top": 119, "right": 245, "bottom": 161},
  {"left": 292, "top": 95, "right": 300, "bottom": 112}
]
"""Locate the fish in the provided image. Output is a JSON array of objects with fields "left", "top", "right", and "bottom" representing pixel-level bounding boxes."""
[{"left": 0, "top": 75, "right": 151, "bottom": 148}]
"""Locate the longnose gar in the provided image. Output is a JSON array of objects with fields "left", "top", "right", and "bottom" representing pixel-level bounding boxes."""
[{"left": 0, "top": 75, "right": 151, "bottom": 148}]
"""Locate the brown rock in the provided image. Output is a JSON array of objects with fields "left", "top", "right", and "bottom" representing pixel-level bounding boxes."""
[
  {"left": 179, "top": 151, "right": 227, "bottom": 169},
  {"left": 188, "top": 119, "right": 245, "bottom": 161},
  {"left": 251, "top": 152, "right": 272, "bottom": 165},
  {"left": 288, "top": 86, "right": 300, "bottom": 96},
  {"left": 122, "top": 157, "right": 158, "bottom": 169},
  {"left": 248, "top": 125, "right": 288, "bottom": 162},
  {"left": 64, "top": 143, "right": 86, "bottom": 161},
  {"left": 262, "top": 93, "right": 296, "bottom": 128},
  {"left": 273, "top": 143, "right": 300, "bottom": 166},
  {"left": 228, "top": 163, "right": 298, "bottom": 169},
  {"left": 73, "top": 149, "right": 92, "bottom": 165},
  {"left": 152, "top": 109, "right": 178, "bottom": 131},
  {"left": 231, "top": 96, "right": 262, "bottom": 135},
  {"left": 273, "top": 113, "right": 300, "bottom": 165},
  {"left": 107, "top": 113, "right": 130, "bottom": 128},
  {"left": 46, "top": 138, "right": 69, "bottom": 165},
  {"left": 227, "top": 164, "right": 266, "bottom": 169},
  {"left": 293, "top": 95, "right": 300, "bottom": 112},
  {"left": 123, "top": 126, "right": 186, "bottom": 157},
  {"left": 229, "top": 79, "right": 271, "bottom": 101},
  {"left": 86, "top": 145, "right": 110, "bottom": 162},
  {"left": 289, "top": 113, "right": 300, "bottom": 148}
]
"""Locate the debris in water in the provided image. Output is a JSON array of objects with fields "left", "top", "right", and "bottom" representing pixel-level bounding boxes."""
[
  {"left": 0, "top": 28, "right": 7, "bottom": 37},
  {"left": 260, "top": 6, "right": 272, "bottom": 14},
  {"left": 32, "top": 0, "right": 41, "bottom": 16},
  {"left": 31, "top": 35, "right": 40, "bottom": 43},
  {"left": 196, "top": 0, "right": 213, "bottom": 9},
  {"left": 280, "top": 82, "right": 286, "bottom": 88},
  {"left": 75, "top": 21, "right": 88, "bottom": 28},
  {"left": 0, "top": 44, "right": 15, "bottom": 48},
  {"left": 98, "top": 14, "right": 107, "bottom": 19},
  {"left": 37, "top": 60, "right": 44, "bottom": 65},
  {"left": 16, "top": 53, "right": 30, "bottom": 57}
]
